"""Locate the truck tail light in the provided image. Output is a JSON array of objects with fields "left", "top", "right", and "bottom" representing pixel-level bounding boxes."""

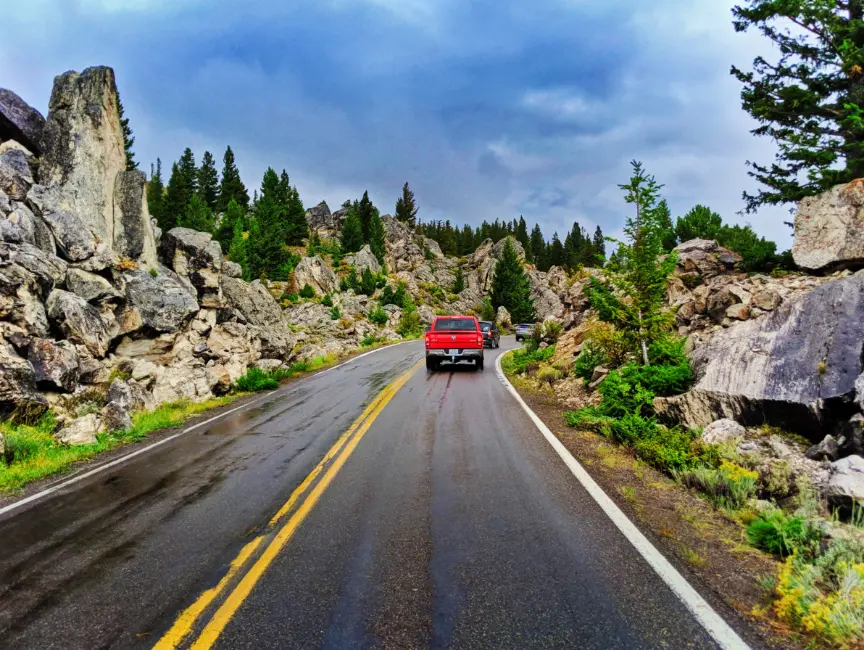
[{"left": 477, "top": 334, "right": 483, "bottom": 346}]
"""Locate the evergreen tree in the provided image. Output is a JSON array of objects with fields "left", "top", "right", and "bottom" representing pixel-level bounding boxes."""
[
  {"left": 460, "top": 224, "right": 475, "bottom": 256},
  {"left": 146, "top": 159, "right": 165, "bottom": 226},
  {"left": 217, "top": 146, "right": 250, "bottom": 212},
  {"left": 162, "top": 161, "right": 190, "bottom": 231},
  {"left": 227, "top": 220, "right": 249, "bottom": 280},
  {"left": 674, "top": 205, "right": 722, "bottom": 243},
  {"left": 654, "top": 200, "right": 677, "bottom": 251},
  {"left": 356, "top": 191, "right": 375, "bottom": 243},
  {"left": 247, "top": 168, "right": 294, "bottom": 280},
  {"left": 731, "top": 1, "right": 864, "bottom": 211},
  {"left": 439, "top": 220, "right": 457, "bottom": 255},
  {"left": 452, "top": 266, "right": 465, "bottom": 293},
  {"left": 340, "top": 208, "right": 365, "bottom": 253},
  {"left": 529, "top": 224, "right": 547, "bottom": 270},
  {"left": 177, "top": 148, "right": 198, "bottom": 195},
  {"left": 197, "top": 151, "right": 220, "bottom": 211},
  {"left": 591, "top": 226, "right": 606, "bottom": 263},
  {"left": 278, "top": 170, "right": 308, "bottom": 245},
  {"left": 490, "top": 239, "right": 535, "bottom": 323},
  {"left": 394, "top": 182, "right": 418, "bottom": 226},
  {"left": 117, "top": 95, "right": 137, "bottom": 171},
  {"left": 369, "top": 212, "right": 387, "bottom": 265},
  {"left": 547, "top": 232, "right": 565, "bottom": 268},
  {"left": 179, "top": 194, "right": 215, "bottom": 233},
  {"left": 586, "top": 161, "right": 677, "bottom": 365},
  {"left": 215, "top": 199, "right": 246, "bottom": 253}
]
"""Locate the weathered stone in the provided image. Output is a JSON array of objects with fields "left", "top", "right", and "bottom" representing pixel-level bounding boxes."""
[
  {"left": 114, "top": 170, "right": 159, "bottom": 266},
  {"left": 655, "top": 271, "right": 864, "bottom": 440},
  {"left": 492, "top": 236, "right": 526, "bottom": 261},
  {"left": 838, "top": 414, "right": 864, "bottom": 458},
  {"left": 701, "top": 419, "right": 746, "bottom": 444},
  {"left": 527, "top": 269, "right": 565, "bottom": 321},
  {"left": 827, "top": 455, "right": 864, "bottom": 514},
  {"left": 39, "top": 67, "right": 126, "bottom": 244},
  {"left": 417, "top": 304, "right": 436, "bottom": 326},
  {"left": 77, "top": 357, "right": 108, "bottom": 384},
  {"left": 27, "top": 185, "right": 97, "bottom": 261},
  {"left": 0, "top": 148, "right": 34, "bottom": 200},
  {"left": 45, "top": 289, "right": 111, "bottom": 357},
  {"left": 0, "top": 218, "right": 23, "bottom": 243},
  {"left": 344, "top": 244, "right": 382, "bottom": 275},
  {"left": 56, "top": 413, "right": 101, "bottom": 446},
  {"left": 0, "top": 189, "right": 11, "bottom": 215},
  {"left": 221, "top": 276, "right": 292, "bottom": 358},
  {"left": 0, "top": 242, "right": 67, "bottom": 295},
  {"left": 159, "top": 228, "right": 223, "bottom": 306},
  {"left": 0, "top": 340, "right": 48, "bottom": 419},
  {"left": 100, "top": 379, "right": 140, "bottom": 432},
  {"left": 0, "top": 90, "right": 46, "bottom": 153},
  {"left": 151, "top": 364, "right": 212, "bottom": 405},
  {"left": 120, "top": 268, "right": 199, "bottom": 334},
  {"left": 707, "top": 287, "right": 740, "bottom": 323},
  {"left": 674, "top": 239, "right": 741, "bottom": 278},
  {"left": 752, "top": 288, "right": 782, "bottom": 311},
  {"left": 0, "top": 261, "right": 49, "bottom": 337},
  {"left": 294, "top": 256, "right": 338, "bottom": 296},
  {"left": 69, "top": 242, "right": 117, "bottom": 272},
  {"left": 725, "top": 303, "right": 750, "bottom": 321},
  {"left": 222, "top": 261, "right": 243, "bottom": 278},
  {"left": 66, "top": 268, "right": 120, "bottom": 302},
  {"left": 28, "top": 338, "right": 79, "bottom": 392},
  {"left": 806, "top": 435, "right": 841, "bottom": 462},
  {"left": 857, "top": 373, "right": 864, "bottom": 412},
  {"left": 793, "top": 179, "right": 864, "bottom": 272},
  {"left": 306, "top": 201, "right": 343, "bottom": 232},
  {"left": 496, "top": 305, "right": 511, "bottom": 328}
]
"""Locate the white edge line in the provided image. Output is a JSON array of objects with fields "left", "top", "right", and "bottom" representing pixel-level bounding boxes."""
[
  {"left": 0, "top": 340, "right": 419, "bottom": 519},
  {"left": 494, "top": 353, "right": 749, "bottom": 650}
]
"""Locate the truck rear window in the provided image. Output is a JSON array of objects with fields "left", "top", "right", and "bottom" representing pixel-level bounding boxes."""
[{"left": 434, "top": 318, "right": 477, "bottom": 332}]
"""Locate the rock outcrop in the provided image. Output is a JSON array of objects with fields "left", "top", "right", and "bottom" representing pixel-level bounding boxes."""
[
  {"left": 0, "top": 88, "right": 46, "bottom": 154},
  {"left": 793, "top": 179, "right": 864, "bottom": 272},
  {"left": 159, "top": 228, "right": 223, "bottom": 307},
  {"left": 294, "top": 256, "right": 338, "bottom": 295}
]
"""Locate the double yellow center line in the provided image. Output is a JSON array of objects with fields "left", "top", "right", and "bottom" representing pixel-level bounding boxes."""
[{"left": 153, "top": 359, "right": 423, "bottom": 650}]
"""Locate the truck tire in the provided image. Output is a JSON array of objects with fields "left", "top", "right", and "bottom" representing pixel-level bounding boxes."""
[
  {"left": 476, "top": 357, "right": 484, "bottom": 371},
  {"left": 426, "top": 357, "right": 436, "bottom": 372}
]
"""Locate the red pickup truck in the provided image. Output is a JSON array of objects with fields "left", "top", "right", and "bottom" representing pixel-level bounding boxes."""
[{"left": 425, "top": 315, "right": 485, "bottom": 371}]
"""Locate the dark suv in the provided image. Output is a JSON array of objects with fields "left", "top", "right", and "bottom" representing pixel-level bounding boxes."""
[{"left": 478, "top": 321, "right": 500, "bottom": 348}]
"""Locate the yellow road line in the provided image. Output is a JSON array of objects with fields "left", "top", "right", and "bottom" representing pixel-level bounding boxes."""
[
  {"left": 152, "top": 360, "right": 421, "bottom": 650},
  {"left": 188, "top": 360, "right": 421, "bottom": 650}
]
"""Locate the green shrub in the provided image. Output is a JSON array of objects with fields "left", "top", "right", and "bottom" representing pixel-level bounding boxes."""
[
  {"left": 480, "top": 297, "right": 496, "bottom": 321},
  {"left": 148, "top": 267, "right": 159, "bottom": 278},
  {"left": 369, "top": 304, "right": 389, "bottom": 326},
  {"left": 574, "top": 341, "right": 608, "bottom": 381},
  {"left": 321, "top": 293, "right": 333, "bottom": 307},
  {"left": 396, "top": 308, "right": 423, "bottom": 338},
  {"left": 361, "top": 334, "right": 379, "bottom": 347},
  {"left": 633, "top": 426, "right": 700, "bottom": 472},
  {"left": 542, "top": 320, "right": 564, "bottom": 344},
  {"left": 747, "top": 510, "right": 821, "bottom": 558},
  {"left": 330, "top": 306, "right": 341, "bottom": 320},
  {"left": 299, "top": 284, "right": 316, "bottom": 299},
  {"left": 678, "top": 461, "right": 759, "bottom": 510},
  {"left": 235, "top": 367, "right": 279, "bottom": 392},
  {"left": 537, "top": 367, "right": 563, "bottom": 385},
  {"left": 507, "top": 346, "right": 556, "bottom": 375},
  {"left": 380, "top": 283, "right": 410, "bottom": 308}
]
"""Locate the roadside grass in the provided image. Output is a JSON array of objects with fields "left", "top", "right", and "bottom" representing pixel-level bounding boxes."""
[{"left": 1, "top": 342, "right": 400, "bottom": 496}]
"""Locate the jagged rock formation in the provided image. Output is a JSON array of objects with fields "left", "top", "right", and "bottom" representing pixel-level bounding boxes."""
[
  {"left": 0, "top": 89, "right": 46, "bottom": 154},
  {"left": 794, "top": 178, "right": 864, "bottom": 272}
]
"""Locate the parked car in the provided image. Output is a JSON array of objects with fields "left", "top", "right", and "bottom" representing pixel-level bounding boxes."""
[
  {"left": 514, "top": 323, "right": 536, "bottom": 342},
  {"left": 425, "top": 315, "right": 485, "bottom": 371},
  {"left": 478, "top": 321, "right": 500, "bottom": 348}
]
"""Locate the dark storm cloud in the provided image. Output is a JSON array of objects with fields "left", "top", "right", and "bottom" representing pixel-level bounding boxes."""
[{"left": 1, "top": 0, "right": 790, "bottom": 246}]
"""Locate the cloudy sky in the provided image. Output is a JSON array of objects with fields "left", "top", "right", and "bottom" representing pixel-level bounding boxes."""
[{"left": 2, "top": 0, "right": 792, "bottom": 247}]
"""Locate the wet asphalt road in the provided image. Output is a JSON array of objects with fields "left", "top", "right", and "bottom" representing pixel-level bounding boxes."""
[{"left": 0, "top": 338, "right": 724, "bottom": 649}]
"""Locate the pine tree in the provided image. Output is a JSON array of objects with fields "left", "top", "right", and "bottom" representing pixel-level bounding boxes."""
[
  {"left": 655, "top": 200, "right": 677, "bottom": 251},
  {"left": 356, "top": 191, "right": 375, "bottom": 242},
  {"left": 217, "top": 146, "right": 250, "bottom": 212},
  {"left": 368, "top": 212, "right": 387, "bottom": 265},
  {"left": 162, "top": 161, "right": 190, "bottom": 232},
  {"left": 197, "top": 151, "right": 220, "bottom": 211},
  {"left": 529, "top": 224, "right": 547, "bottom": 270},
  {"left": 215, "top": 199, "right": 246, "bottom": 253},
  {"left": 227, "top": 220, "right": 249, "bottom": 280},
  {"left": 547, "top": 232, "right": 565, "bottom": 268},
  {"left": 178, "top": 148, "right": 198, "bottom": 195},
  {"left": 674, "top": 205, "right": 723, "bottom": 243},
  {"left": 515, "top": 216, "right": 531, "bottom": 261},
  {"left": 452, "top": 266, "right": 465, "bottom": 294},
  {"left": 439, "top": 220, "right": 457, "bottom": 256},
  {"left": 146, "top": 159, "right": 165, "bottom": 226},
  {"left": 586, "top": 161, "right": 677, "bottom": 365},
  {"left": 117, "top": 95, "right": 137, "bottom": 171},
  {"left": 731, "top": 1, "right": 864, "bottom": 211},
  {"left": 340, "top": 207, "right": 364, "bottom": 253},
  {"left": 179, "top": 194, "right": 215, "bottom": 233},
  {"left": 490, "top": 239, "right": 535, "bottom": 324},
  {"left": 591, "top": 226, "right": 606, "bottom": 263},
  {"left": 247, "top": 168, "right": 294, "bottom": 280},
  {"left": 394, "top": 182, "right": 418, "bottom": 226}
]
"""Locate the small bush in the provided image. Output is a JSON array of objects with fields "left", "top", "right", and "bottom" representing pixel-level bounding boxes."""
[
  {"left": 480, "top": 298, "right": 496, "bottom": 321},
  {"left": 361, "top": 335, "right": 379, "bottom": 347},
  {"left": 507, "top": 346, "right": 556, "bottom": 375},
  {"left": 573, "top": 340, "right": 608, "bottom": 381},
  {"left": 148, "top": 267, "right": 159, "bottom": 278},
  {"left": 234, "top": 367, "right": 279, "bottom": 392},
  {"left": 369, "top": 304, "right": 389, "bottom": 326},
  {"left": 330, "top": 306, "right": 341, "bottom": 320},
  {"left": 747, "top": 510, "right": 821, "bottom": 559},
  {"left": 584, "top": 320, "right": 631, "bottom": 367},
  {"left": 678, "top": 461, "right": 758, "bottom": 510},
  {"left": 542, "top": 320, "right": 563, "bottom": 344},
  {"left": 321, "top": 293, "right": 333, "bottom": 307},
  {"left": 537, "top": 367, "right": 562, "bottom": 385},
  {"left": 380, "top": 283, "right": 410, "bottom": 308},
  {"left": 397, "top": 308, "right": 423, "bottom": 338},
  {"left": 299, "top": 284, "right": 316, "bottom": 299}
]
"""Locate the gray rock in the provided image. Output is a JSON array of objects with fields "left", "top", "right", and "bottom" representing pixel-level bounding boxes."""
[
  {"left": 294, "top": 256, "right": 338, "bottom": 295},
  {"left": 56, "top": 413, "right": 101, "bottom": 446},
  {"left": 221, "top": 276, "right": 292, "bottom": 358},
  {"left": 655, "top": 271, "right": 864, "bottom": 440},
  {"left": 707, "top": 286, "right": 740, "bottom": 323},
  {"left": 0, "top": 188, "right": 10, "bottom": 215},
  {"left": 28, "top": 338, "right": 79, "bottom": 393},
  {"left": 701, "top": 419, "right": 746, "bottom": 444},
  {"left": 39, "top": 67, "right": 127, "bottom": 244},
  {"left": 527, "top": 269, "right": 565, "bottom": 321},
  {"left": 752, "top": 288, "right": 782, "bottom": 311},
  {"left": 496, "top": 305, "right": 511, "bottom": 328},
  {"left": 119, "top": 268, "right": 199, "bottom": 334},
  {"left": 45, "top": 289, "right": 111, "bottom": 357},
  {"left": 0, "top": 261, "right": 49, "bottom": 337},
  {"left": 838, "top": 414, "right": 864, "bottom": 458},
  {"left": 857, "top": 372, "right": 864, "bottom": 412},
  {"left": 100, "top": 379, "right": 137, "bottom": 432},
  {"left": 0, "top": 217, "right": 23, "bottom": 243},
  {"left": 827, "top": 455, "right": 864, "bottom": 514},
  {"left": 345, "top": 244, "right": 381, "bottom": 275},
  {"left": 0, "top": 340, "right": 48, "bottom": 419},
  {"left": 793, "top": 180, "right": 864, "bottom": 272},
  {"left": 113, "top": 170, "right": 159, "bottom": 266},
  {"left": 222, "top": 261, "right": 243, "bottom": 278},
  {"left": 305, "top": 201, "right": 340, "bottom": 231},
  {"left": 674, "top": 239, "right": 741, "bottom": 278},
  {"left": 66, "top": 268, "right": 120, "bottom": 302},
  {"left": 806, "top": 435, "right": 841, "bottom": 462},
  {"left": 0, "top": 242, "right": 67, "bottom": 295},
  {"left": 69, "top": 242, "right": 118, "bottom": 272},
  {"left": 492, "top": 236, "right": 526, "bottom": 261},
  {"left": 158, "top": 228, "right": 223, "bottom": 306},
  {"left": 6, "top": 202, "right": 37, "bottom": 245},
  {"left": 0, "top": 89, "right": 46, "bottom": 153},
  {"left": 0, "top": 148, "right": 34, "bottom": 200},
  {"left": 28, "top": 188, "right": 97, "bottom": 261}
]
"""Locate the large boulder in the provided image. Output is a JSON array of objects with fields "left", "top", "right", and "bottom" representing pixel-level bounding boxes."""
[
  {"left": 221, "top": 276, "right": 292, "bottom": 358},
  {"left": 0, "top": 261, "right": 49, "bottom": 337},
  {"left": 0, "top": 340, "right": 48, "bottom": 419},
  {"left": 0, "top": 242, "right": 67, "bottom": 295},
  {"left": 0, "top": 89, "right": 46, "bottom": 153},
  {"left": 45, "top": 289, "right": 112, "bottom": 357},
  {"left": 56, "top": 413, "right": 101, "bottom": 446},
  {"left": 0, "top": 148, "right": 34, "bottom": 201},
  {"left": 655, "top": 271, "right": 864, "bottom": 440},
  {"left": 113, "top": 170, "right": 159, "bottom": 266},
  {"left": 306, "top": 201, "right": 341, "bottom": 232},
  {"left": 119, "top": 268, "right": 199, "bottom": 334},
  {"left": 66, "top": 268, "right": 120, "bottom": 303},
  {"left": 793, "top": 179, "right": 864, "bottom": 272},
  {"left": 159, "top": 228, "right": 223, "bottom": 306},
  {"left": 38, "top": 67, "right": 126, "bottom": 245},
  {"left": 100, "top": 378, "right": 140, "bottom": 432},
  {"left": 674, "top": 239, "right": 741, "bottom": 279},
  {"left": 826, "top": 455, "right": 864, "bottom": 513},
  {"left": 344, "top": 244, "right": 382, "bottom": 275},
  {"left": 26, "top": 184, "right": 98, "bottom": 261},
  {"left": 701, "top": 419, "right": 746, "bottom": 444},
  {"left": 492, "top": 236, "right": 526, "bottom": 261},
  {"left": 527, "top": 269, "right": 565, "bottom": 321},
  {"left": 294, "top": 256, "right": 338, "bottom": 295},
  {"left": 28, "top": 338, "right": 79, "bottom": 393}
]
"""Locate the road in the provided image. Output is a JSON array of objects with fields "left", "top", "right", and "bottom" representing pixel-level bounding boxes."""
[{"left": 0, "top": 338, "right": 740, "bottom": 649}]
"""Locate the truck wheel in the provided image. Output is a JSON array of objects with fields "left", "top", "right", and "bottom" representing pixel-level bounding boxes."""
[
  {"left": 477, "top": 357, "right": 484, "bottom": 371},
  {"left": 426, "top": 358, "right": 436, "bottom": 372}
]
